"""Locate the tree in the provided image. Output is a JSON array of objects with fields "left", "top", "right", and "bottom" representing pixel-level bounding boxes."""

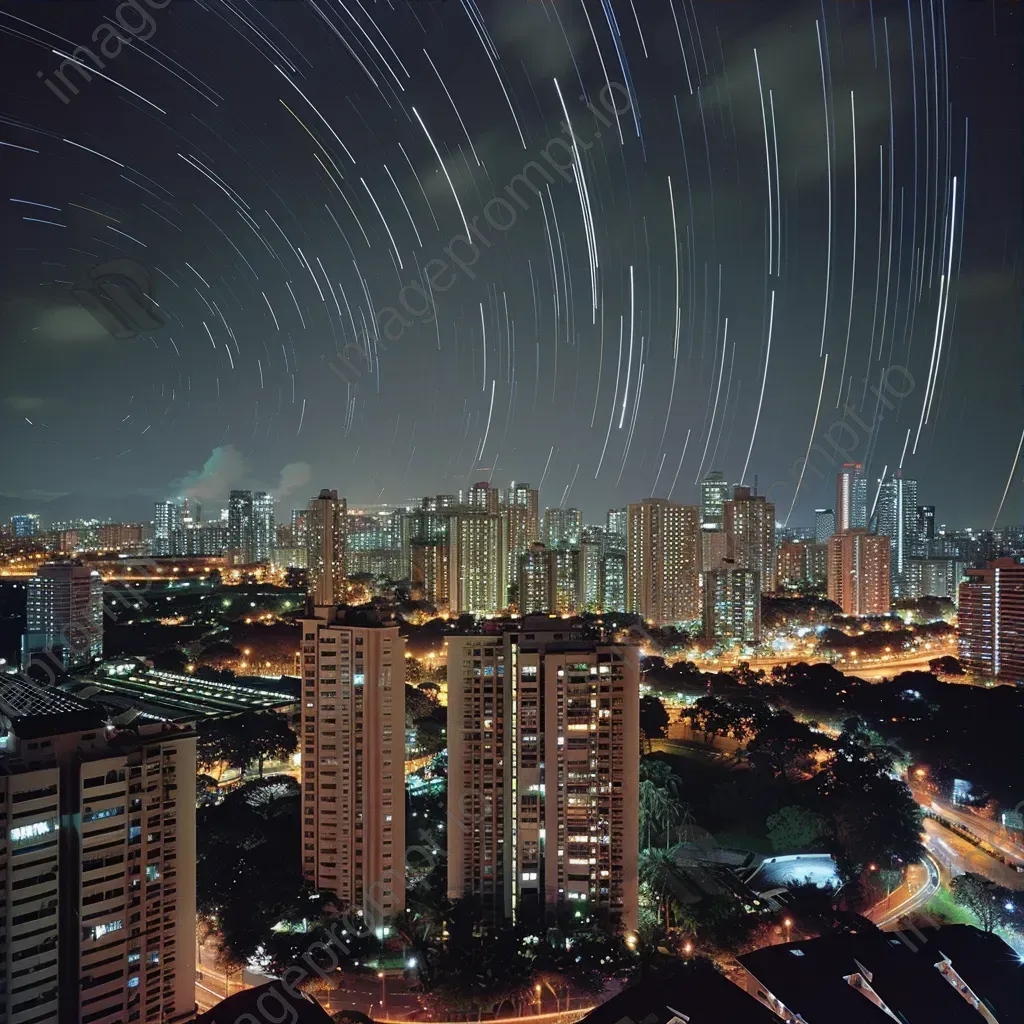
[
  {"left": 950, "top": 874, "right": 1017, "bottom": 933},
  {"left": 197, "top": 710, "right": 297, "bottom": 779},
  {"left": 929, "top": 655, "right": 965, "bottom": 676},
  {"left": 745, "top": 712, "right": 826, "bottom": 779},
  {"left": 639, "top": 695, "right": 669, "bottom": 753},
  {"left": 766, "top": 805, "right": 831, "bottom": 852}
]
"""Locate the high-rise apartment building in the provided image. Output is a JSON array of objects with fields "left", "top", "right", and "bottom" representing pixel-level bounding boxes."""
[
  {"left": 580, "top": 528, "right": 605, "bottom": 609},
  {"left": 702, "top": 564, "right": 761, "bottom": 644},
  {"left": 503, "top": 483, "right": 540, "bottom": 590},
  {"left": 252, "top": 491, "right": 275, "bottom": 564},
  {"left": 600, "top": 551, "right": 626, "bottom": 613},
  {"left": 958, "top": 558, "right": 1024, "bottom": 683},
  {"left": 447, "top": 621, "right": 638, "bottom": 931},
  {"left": 463, "top": 482, "right": 500, "bottom": 514},
  {"left": 724, "top": 487, "right": 777, "bottom": 593},
  {"left": 836, "top": 464, "right": 868, "bottom": 533},
  {"left": 448, "top": 510, "right": 506, "bottom": 614},
  {"left": 299, "top": 606, "right": 405, "bottom": 930},
  {"left": 410, "top": 540, "right": 450, "bottom": 609},
  {"left": 699, "top": 471, "right": 730, "bottom": 529},
  {"left": 916, "top": 505, "right": 936, "bottom": 548},
  {"left": 227, "top": 490, "right": 275, "bottom": 564},
  {"left": 152, "top": 501, "right": 179, "bottom": 557},
  {"left": 519, "top": 543, "right": 552, "bottom": 615},
  {"left": 905, "top": 557, "right": 967, "bottom": 604},
  {"left": 827, "top": 530, "right": 891, "bottom": 616},
  {"left": 814, "top": 508, "right": 836, "bottom": 543},
  {"left": 700, "top": 526, "right": 728, "bottom": 573},
  {"left": 517, "top": 544, "right": 581, "bottom": 615},
  {"left": 543, "top": 508, "right": 583, "bottom": 551},
  {"left": 875, "top": 472, "right": 919, "bottom": 598},
  {"left": 778, "top": 540, "right": 828, "bottom": 589},
  {"left": 21, "top": 562, "right": 103, "bottom": 673},
  {"left": 306, "top": 489, "right": 347, "bottom": 607},
  {"left": 605, "top": 509, "right": 627, "bottom": 550},
  {"left": 0, "top": 674, "right": 196, "bottom": 1024},
  {"left": 626, "top": 500, "right": 700, "bottom": 624},
  {"left": 11, "top": 514, "right": 40, "bottom": 539},
  {"left": 291, "top": 508, "right": 310, "bottom": 549}
]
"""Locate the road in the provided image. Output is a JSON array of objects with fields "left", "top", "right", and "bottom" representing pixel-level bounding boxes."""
[
  {"left": 909, "top": 785, "right": 1024, "bottom": 869},
  {"left": 866, "top": 855, "right": 941, "bottom": 929},
  {"left": 923, "top": 818, "right": 1024, "bottom": 891}
]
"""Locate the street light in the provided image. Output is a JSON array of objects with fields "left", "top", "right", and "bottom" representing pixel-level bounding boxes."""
[
  {"left": 535, "top": 983, "right": 542, "bottom": 1014},
  {"left": 377, "top": 970, "right": 386, "bottom": 1014}
]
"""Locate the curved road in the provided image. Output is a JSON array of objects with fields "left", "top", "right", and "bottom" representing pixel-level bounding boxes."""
[{"left": 867, "top": 854, "right": 941, "bottom": 929}]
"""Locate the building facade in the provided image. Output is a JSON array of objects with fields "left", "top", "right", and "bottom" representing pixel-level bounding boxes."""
[
  {"left": 827, "top": 530, "right": 891, "bottom": 616},
  {"left": 875, "top": 472, "right": 919, "bottom": 599},
  {"left": 0, "top": 675, "right": 196, "bottom": 1024},
  {"left": 299, "top": 607, "right": 405, "bottom": 930},
  {"left": 724, "top": 487, "right": 777, "bottom": 593},
  {"left": 626, "top": 499, "right": 700, "bottom": 624},
  {"left": 448, "top": 511, "right": 506, "bottom": 614},
  {"left": 836, "top": 464, "right": 868, "bottom": 533},
  {"left": 958, "top": 558, "right": 1024, "bottom": 683},
  {"left": 306, "top": 489, "right": 347, "bottom": 607},
  {"left": 447, "top": 622, "right": 639, "bottom": 932},
  {"left": 814, "top": 508, "right": 836, "bottom": 544},
  {"left": 702, "top": 565, "right": 761, "bottom": 644},
  {"left": 699, "top": 471, "right": 730, "bottom": 529},
  {"left": 21, "top": 563, "right": 103, "bottom": 674}
]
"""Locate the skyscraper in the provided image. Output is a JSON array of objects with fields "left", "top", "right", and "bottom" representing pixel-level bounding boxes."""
[
  {"left": 724, "top": 486, "right": 777, "bottom": 592},
  {"left": 21, "top": 562, "right": 103, "bottom": 673},
  {"left": 503, "top": 483, "right": 540, "bottom": 591},
  {"left": 875, "top": 472, "right": 919, "bottom": 598},
  {"left": 600, "top": 550, "right": 626, "bottom": 613},
  {"left": 463, "top": 481, "right": 500, "bottom": 514},
  {"left": 626, "top": 499, "right": 700, "bottom": 623},
  {"left": 827, "top": 530, "right": 891, "bottom": 616},
  {"left": 958, "top": 558, "right": 1024, "bottom": 683},
  {"left": 580, "top": 527, "right": 605, "bottom": 609},
  {"left": 518, "top": 542, "right": 552, "bottom": 614},
  {"left": 152, "top": 500, "right": 179, "bottom": 556},
  {"left": 410, "top": 539, "right": 450, "bottom": 609},
  {"left": 299, "top": 605, "right": 405, "bottom": 931},
  {"left": 228, "top": 490, "right": 253, "bottom": 563},
  {"left": 448, "top": 509, "right": 506, "bottom": 613},
  {"left": 699, "top": 470, "right": 730, "bottom": 529},
  {"left": 543, "top": 507, "right": 583, "bottom": 550},
  {"left": 605, "top": 508, "right": 627, "bottom": 549},
  {"left": 291, "top": 507, "right": 310, "bottom": 548},
  {"left": 702, "top": 564, "right": 761, "bottom": 644},
  {"left": 306, "top": 489, "right": 347, "bottom": 607},
  {"left": 447, "top": 621, "right": 638, "bottom": 930},
  {"left": 0, "top": 674, "right": 196, "bottom": 1024},
  {"left": 778, "top": 540, "right": 828, "bottom": 589},
  {"left": 915, "top": 505, "right": 936, "bottom": 556},
  {"left": 227, "top": 490, "right": 275, "bottom": 564},
  {"left": 836, "top": 464, "right": 868, "bottom": 533},
  {"left": 814, "top": 508, "right": 836, "bottom": 543},
  {"left": 11, "top": 513, "right": 40, "bottom": 538},
  {"left": 252, "top": 491, "right": 275, "bottom": 564}
]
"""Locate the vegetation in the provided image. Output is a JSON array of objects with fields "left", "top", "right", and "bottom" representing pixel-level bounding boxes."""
[
  {"left": 196, "top": 710, "right": 297, "bottom": 780},
  {"left": 638, "top": 695, "right": 669, "bottom": 752},
  {"left": 949, "top": 873, "right": 1019, "bottom": 933}
]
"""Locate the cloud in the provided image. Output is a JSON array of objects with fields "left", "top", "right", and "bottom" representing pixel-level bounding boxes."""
[
  {"left": 174, "top": 445, "right": 247, "bottom": 502},
  {"left": 35, "top": 304, "right": 112, "bottom": 344},
  {"left": 493, "top": 0, "right": 586, "bottom": 80},
  {"left": 276, "top": 461, "right": 312, "bottom": 501},
  {"left": 4, "top": 396, "right": 46, "bottom": 412}
]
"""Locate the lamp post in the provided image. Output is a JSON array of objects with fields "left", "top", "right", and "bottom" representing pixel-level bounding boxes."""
[{"left": 377, "top": 971, "right": 386, "bottom": 1016}]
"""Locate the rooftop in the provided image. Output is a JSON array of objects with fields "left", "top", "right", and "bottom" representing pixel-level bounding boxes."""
[
  {"left": 190, "top": 983, "right": 332, "bottom": 1024},
  {"left": 579, "top": 959, "right": 777, "bottom": 1024},
  {"left": 63, "top": 663, "right": 296, "bottom": 723}
]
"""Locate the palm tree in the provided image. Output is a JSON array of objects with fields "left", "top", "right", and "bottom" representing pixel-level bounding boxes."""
[{"left": 639, "top": 848, "right": 686, "bottom": 929}]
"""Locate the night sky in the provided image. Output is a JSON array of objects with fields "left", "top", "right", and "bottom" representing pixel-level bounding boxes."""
[{"left": 0, "top": 0, "right": 1020, "bottom": 528}]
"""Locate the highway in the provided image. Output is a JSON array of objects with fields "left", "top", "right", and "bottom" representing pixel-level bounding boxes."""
[{"left": 922, "top": 818, "right": 1024, "bottom": 891}]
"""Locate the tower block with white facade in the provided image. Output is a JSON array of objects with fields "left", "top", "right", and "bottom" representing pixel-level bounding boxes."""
[{"left": 299, "top": 606, "right": 405, "bottom": 932}]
